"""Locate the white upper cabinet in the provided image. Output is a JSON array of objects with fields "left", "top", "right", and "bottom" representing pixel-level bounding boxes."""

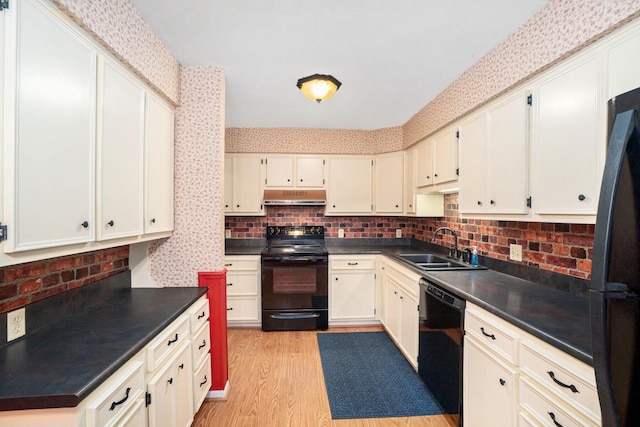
[
  {"left": 459, "top": 91, "right": 530, "bottom": 215},
  {"left": 144, "top": 93, "right": 175, "bottom": 233},
  {"left": 374, "top": 152, "right": 404, "bottom": 214},
  {"left": 226, "top": 154, "right": 264, "bottom": 215},
  {"left": 415, "top": 125, "right": 458, "bottom": 190},
  {"left": 4, "top": 0, "right": 97, "bottom": 252},
  {"left": 96, "top": 57, "right": 145, "bottom": 241},
  {"left": 264, "top": 155, "right": 324, "bottom": 188},
  {"left": 605, "top": 22, "right": 640, "bottom": 100},
  {"left": 531, "top": 53, "right": 602, "bottom": 216},
  {"left": 404, "top": 148, "right": 416, "bottom": 214},
  {"left": 296, "top": 156, "right": 325, "bottom": 187},
  {"left": 326, "top": 156, "right": 373, "bottom": 214}
]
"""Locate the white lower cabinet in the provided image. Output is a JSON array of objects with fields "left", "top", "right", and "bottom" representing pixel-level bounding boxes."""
[
  {"left": 463, "top": 302, "right": 600, "bottom": 427},
  {"left": 379, "top": 256, "right": 420, "bottom": 368},
  {"left": 188, "top": 298, "right": 212, "bottom": 412},
  {"left": 329, "top": 255, "right": 377, "bottom": 324},
  {"left": 225, "top": 255, "right": 261, "bottom": 326},
  {"left": 463, "top": 336, "right": 518, "bottom": 427}
]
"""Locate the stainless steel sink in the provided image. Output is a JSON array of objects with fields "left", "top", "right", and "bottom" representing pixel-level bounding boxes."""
[{"left": 397, "top": 253, "right": 487, "bottom": 271}]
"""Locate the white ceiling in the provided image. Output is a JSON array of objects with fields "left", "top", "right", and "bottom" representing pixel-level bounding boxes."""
[{"left": 129, "top": 0, "right": 548, "bottom": 130}]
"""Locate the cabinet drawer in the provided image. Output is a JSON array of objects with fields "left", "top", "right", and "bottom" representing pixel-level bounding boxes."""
[
  {"left": 188, "top": 296, "right": 209, "bottom": 333},
  {"left": 464, "top": 305, "right": 520, "bottom": 365},
  {"left": 147, "top": 315, "right": 190, "bottom": 372},
  {"left": 224, "top": 256, "right": 260, "bottom": 271},
  {"left": 521, "top": 338, "right": 599, "bottom": 424},
  {"left": 330, "top": 256, "right": 376, "bottom": 270},
  {"left": 226, "top": 272, "right": 260, "bottom": 295},
  {"left": 86, "top": 361, "right": 145, "bottom": 427},
  {"left": 193, "top": 353, "right": 212, "bottom": 412},
  {"left": 520, "top": 376, "right": 598, "bottom": 427},
  {"left": 227, "top": 296, "right": 260, "bottom": 322},
  {"left": 110, "top": 398, "right": 146, "bottom": 427},
  {"left": 192, "top": 322, "right": 211, "bottom": 368}
]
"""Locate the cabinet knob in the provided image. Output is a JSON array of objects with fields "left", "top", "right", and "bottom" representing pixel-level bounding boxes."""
[
  {"left": 426, "top": 175, "right": 430, "bottom": 179},
  {"left": 167, "top": 378, "right": 173, "bottom": 385},
  {"left": 409, "top": 204, "right": 412, "bottom": 208},
  {"left": 227, "top": 307, "right": 233, "bottom": 311},
  {"left": 335, "top": 277, "right": 339, "bottom": 280},
  {"left": 107, "top": 220, "right": 114, "bottom": 227},
  {"left": 287, "top": 179, "right": 290, "bottom": 182},
  {"left": 81, "top": 221, "right": 89, "bottom": 229},
  {"left": 300, "top": 179, "right": 303, "bottom": 182},
  {"left": 578, "top": 194, "right": 586, "bottom": 201},
  {"left": 477, "top": 201, "right": 482, "bottom": 206},
  {"left": 236, "top": 204, "right": 240, "bottom": 208},
  {"left": 490, "top": 200, "right": 496, "bottom": 205},
  {"left": 395, "top": 204, "right": 399, "bottom": 208},
  {"left": 225, "top": 204, "right": 229, "bottom": 208},
  {"left": 333, "top": 205, "right": 336, "bottom": 208},
  {"left": 499, "top": 378, "right": 506, "bottom": 386},
  {"left": 150, "top": 218, "right": 156, "bottom": 224},
  {"left": 227, "top": 282, "right": 233, "bottom": 286}
]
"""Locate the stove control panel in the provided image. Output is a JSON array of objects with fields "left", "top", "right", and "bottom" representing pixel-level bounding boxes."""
[{"left": 266, "top": 225, "right": 325, "bottom": 238}]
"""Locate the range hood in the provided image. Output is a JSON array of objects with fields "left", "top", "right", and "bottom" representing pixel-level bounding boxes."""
[{"left": 263, "top": 189, "right": 327, "bottom": 206}]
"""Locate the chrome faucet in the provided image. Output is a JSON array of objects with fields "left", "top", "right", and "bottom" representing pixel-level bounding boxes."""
[{"left": 431, "top": 227, "right": 459, "bottom": 258}]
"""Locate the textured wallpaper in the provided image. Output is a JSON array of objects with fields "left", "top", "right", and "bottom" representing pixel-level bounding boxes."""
[
  {"left": 148, "top": 66, "right": 226, "bottom": 285},
  {"left": 226, "top": 126, "right": 404, "bottom": 154},
  {"left": 52, "top": 0, "right": 181, "bottom": 104}
]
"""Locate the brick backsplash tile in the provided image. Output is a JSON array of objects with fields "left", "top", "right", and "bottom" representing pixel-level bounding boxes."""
[{"left": 227, "top": 193, "right": 595, "bottom": 279}]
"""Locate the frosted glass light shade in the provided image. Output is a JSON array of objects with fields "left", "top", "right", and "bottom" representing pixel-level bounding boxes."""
[{"left": 296, "top": 74, "right": 342, "bottom": 103}]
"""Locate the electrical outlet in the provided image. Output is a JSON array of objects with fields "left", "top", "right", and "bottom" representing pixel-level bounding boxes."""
[
  {"left": 396, "top": 229, "right": 402, "bottom": 238},
  {"left": 225, "top": 229, "right": 231, "bottom": 239},
  {"left": 338, "top": 229, "right": 345, "bottom": 238},
  {"left": 510, "top": 244, "right": 523, "bottom": 262},
  {"left": 7, "top": 308, "right": 26, "bottom": 342}
]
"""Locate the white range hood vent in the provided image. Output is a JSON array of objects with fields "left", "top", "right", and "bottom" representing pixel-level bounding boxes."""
[{"left": 263, "top": 189, "right": 327, "bottom": 206}]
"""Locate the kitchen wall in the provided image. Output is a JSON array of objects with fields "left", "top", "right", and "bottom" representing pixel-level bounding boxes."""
[
  {"left": 226, "top": 194, "right": 594, "bottom": 280},
  {"left": 0, "top": 247, "right": 129, "bottom": 313}
]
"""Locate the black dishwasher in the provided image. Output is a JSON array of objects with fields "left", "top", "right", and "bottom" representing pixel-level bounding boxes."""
[{"left": 418, "top": 278, "right": 465, "bottom": 426}]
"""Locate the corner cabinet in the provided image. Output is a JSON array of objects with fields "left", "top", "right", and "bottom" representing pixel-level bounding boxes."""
[
  {"left": 415, "top": 125, "right": 458, "bottom": 190},
  {"left": 325, "top": 156, "right": 373, "bottom": 215},
  {"left": 224, "top": 154, "right": 264, "bottom": 215}
]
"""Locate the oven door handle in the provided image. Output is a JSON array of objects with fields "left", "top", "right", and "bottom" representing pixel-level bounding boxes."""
[
  {"left": 264, "top": 256, "right": 327, "bottom": 263},
  {"left": 270, "top": 313, "right": 321, "bottom": 320}
]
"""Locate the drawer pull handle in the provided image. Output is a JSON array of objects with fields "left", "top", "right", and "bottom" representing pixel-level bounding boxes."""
[
  {"left": 200, "top": 375, "right": 208, "bottom": 387},
  {"left": 347, "top": 262, "right": 359, "bottom": 266},
  {"left": 547, "top": 371, "right": 579, "bottom": 393},
  {"left": 109, "top": 387, "right": 131, "bottom": 411},
  {"left": 197, "top": 311, "right": 206, "bottom": 319},
  {"left": 499, "top": 378, "right": 506, "bottom": 386},
  {"left": 168, "top": 378, "right": 173, "bottom": 385},
  {"left": 480, "top": 327, "right": 496, "bottom": 340},
  {"left": 548, "top": 411, "right": 563, "bottom": 427},
  {"left": 167, "top": 333, "right": 178, "bottom": 345},
  {"left": 227, "top": 307, "right": 233, "bottom": 311},
  {"left": 199, "top": 340, "right": 207, "bottom": 349},
  {"left": 227, "top": 282, "right": 233, "bottom": 286},
  {"left": 179, "top": 363, "right": 184, "bottom": 370},
  {"left": 224, "top": 263, "right": 232, "bottom": 267}
]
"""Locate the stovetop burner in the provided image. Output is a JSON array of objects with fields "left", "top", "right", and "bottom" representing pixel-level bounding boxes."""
[{"left": 262, "top": 225, "right": 327, "bottom": 257}]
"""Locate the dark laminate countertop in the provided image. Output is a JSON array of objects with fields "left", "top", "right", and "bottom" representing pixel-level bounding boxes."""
[
  {"left": 0, "top": 284, "right": 207, "bottom": 411},
  {"left": 225, "top": 239, "right": 593, "bottom": 365}
]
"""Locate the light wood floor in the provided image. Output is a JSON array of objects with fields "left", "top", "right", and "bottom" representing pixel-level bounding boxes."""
[{"left": 192, "top": 326, "right": 458, "bottom": 427}]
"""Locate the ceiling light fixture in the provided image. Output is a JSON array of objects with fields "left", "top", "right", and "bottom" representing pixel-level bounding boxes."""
[{"left": 296, "top": 74, "right": 342, "bottom": 103}]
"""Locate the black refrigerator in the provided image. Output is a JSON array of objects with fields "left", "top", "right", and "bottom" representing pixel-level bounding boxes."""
[{"left": 590, "top": 86, "right": 640, "bottom": 427}]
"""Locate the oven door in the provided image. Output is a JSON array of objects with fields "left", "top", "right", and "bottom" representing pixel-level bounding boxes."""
[{"left": 261, "top": 256, "right": 328, "bottom": 331}]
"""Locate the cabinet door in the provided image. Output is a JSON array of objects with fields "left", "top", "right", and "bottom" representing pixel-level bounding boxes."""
[
  {"left": 232, "top": 155, "right": 264, "bottom": 214},
  {"left": 145, "top": 93, "right": 175, "bottom": 233},
  {"left": 5, "top": 0, "right": 97, "bottom": 252},
  {"left": 398, "top": 288, "right": 419, "bottom": 366},
  {"left": 433, "top": 129, "right": 458, "bottom": 184},
  {"left": 326, "top": 157, "right": 373, "bottom": 214},
  {"left": 224, "top": 155, "right": 233, "bottom": 213},
  {"left": 374, "top": 153, "right": 404, "bottom": 213},
  {"left": 330, "top": 272, "right": 376, "bottom": 320},
  {"left": 404, "top": 149, "right": 416, "bottom": 214},
  {"left": 174, "top": 343, "right": 194, "bottom": 427},
  {"left": 486, "top": 91, "right": 530, "bottom": 214},
  {"left": 415, "top": 141, "right": 434, "bottom": 187},
  {"left": 463, "top": 337, "right": 519, "bottom": 427},
  {"left": 96, "top": 58, "right": 145, "bottom": 241},
  {"left": 532, "top": 55, "right": 602, "bottom": 215},
  {"left": 606, "top": 26, "right": 640, "bottom": 99},
  {"left": 458, "top": 112, "right": 488, "bottom": 213},
  {"left": 265, "top": 156, "right": 294, "bottom": 187},
  {"left": 296, "top": 156, "right": 325, "bottom": 187},
  {"left": 383, "top": 278, "right": 400, "bottom": 343},
  {"left": 147, "top": 360, "right": 174, "bottom": 427}
]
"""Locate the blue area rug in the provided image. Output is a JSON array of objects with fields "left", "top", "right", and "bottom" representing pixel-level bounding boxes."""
[{"left": 317, "top": 331, "right": 444, "bottom": 419}]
